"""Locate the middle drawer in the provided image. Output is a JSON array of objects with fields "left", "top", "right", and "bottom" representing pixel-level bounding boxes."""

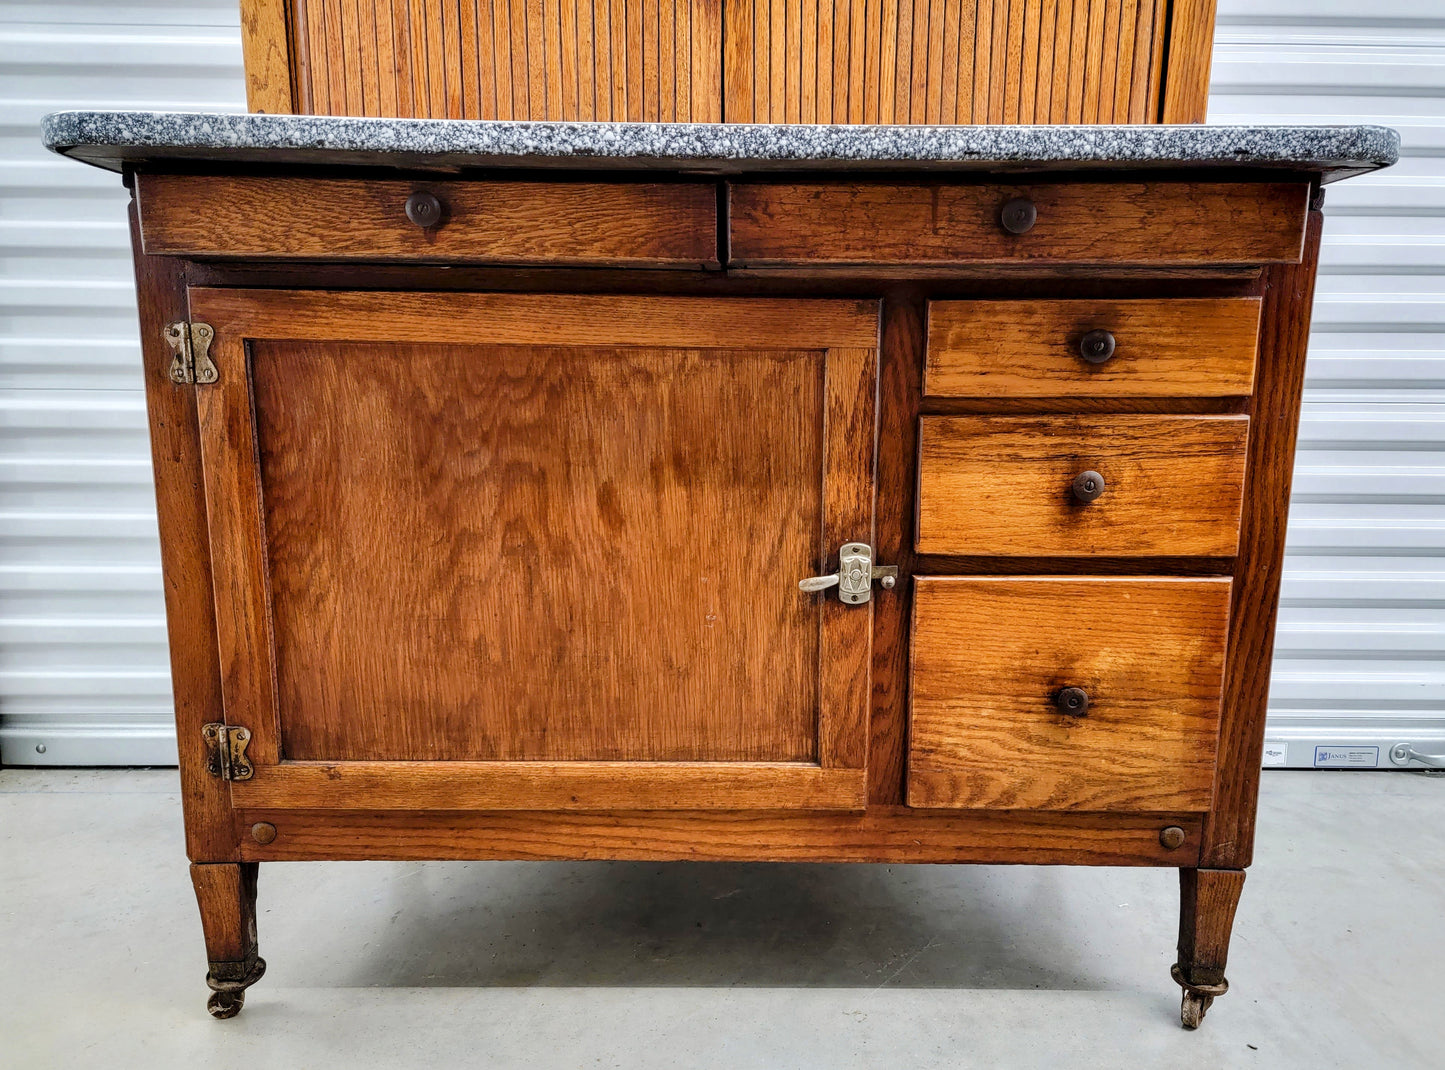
[{"left": 917, "top": 414, "right": 1249, "bottom": 557}]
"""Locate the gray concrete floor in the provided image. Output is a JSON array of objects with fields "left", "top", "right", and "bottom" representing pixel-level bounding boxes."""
[{"left": 1, "top": 769, "right": 1441, "bottom": 1069}]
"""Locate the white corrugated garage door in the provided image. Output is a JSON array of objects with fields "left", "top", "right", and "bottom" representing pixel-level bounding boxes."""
[
  {"left": 2, "top": 0, "right": 1440, "bottom": 768},
  {"left": 1211, "top": 0, "right": 1445, "bottom": 768},
  {"left": 0, "top": 0, "right": 244, "bottom": 764}
]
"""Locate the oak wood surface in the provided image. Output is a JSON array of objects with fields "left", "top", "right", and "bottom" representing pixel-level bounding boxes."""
[
  {"left": 190, "top": 862, "right": 260, "bottom": 965},
  {"left": 188, "top": 290, "right": 877, "bottom": 810},
  {"left": 1159, "top": 0, "right": 1217, "bottom": 123},
  {"left": 233, "top": 806, "right": 1204, "bottom": 864},
  {"left": 924, "top": 297, "right": 1261, "bottom": 398},
  {"left": 129, "top": 207, "right": 237, "bottom": 863},
  {"left": 1176, "top": 866, "right": 1245, "bottom": 985},
  {"left": 239, "top": 0, "right": 294, "bottom": 113},
  {"left": 915, "top": 414, "right": 1249, "bottom": 556},
  {"left": 137, "top": 174, "right": 718, "bottom": 266},
  {"left": 908, "top": 577, "right": 1231, "bottom": 811},
  {"left": 729, "top": 182, "right": 1310, "bottom": 267},
  {"left": 1202, "top": 210, "right": 1322, "bottom": 869}
]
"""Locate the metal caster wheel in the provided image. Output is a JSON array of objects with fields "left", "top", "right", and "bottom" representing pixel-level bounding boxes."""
[
  {"left": 207, "top": 990, "right": 245, "bottom": 1019},
  {"left": 1180, "top": 990, "right": 1213, "bottom": 1030},
  {"left": 205, "top": 956, "right": 266, "bottom": 1019}
]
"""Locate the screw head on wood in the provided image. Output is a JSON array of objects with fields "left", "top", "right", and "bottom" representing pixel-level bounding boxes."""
[
  {"left": 1055, "top": 686, "right": 1090, "bottom": 716},
  {"left": 1000, "top": 197, "right": 1037, "bottom": 235},
  {"left": 1079, "top": 329, "right": 1117, "bottom": 364},
  {"left": 404, "top": 191, "right": 444, "bottom": 229},
  {"left": 251, "top": 822, "right": 278, "bottom": 845},
  {"left": 1160, "top": 826, "right": 1187, "bottom": 850}
]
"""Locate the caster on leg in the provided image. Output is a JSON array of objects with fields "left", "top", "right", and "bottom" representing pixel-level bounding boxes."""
[
  {"left": 1172, "top": 962, "right": 1227, "bottom": 1031},
  {"left": 205, "top": 956, "right": 266, "bottom": 1020}
]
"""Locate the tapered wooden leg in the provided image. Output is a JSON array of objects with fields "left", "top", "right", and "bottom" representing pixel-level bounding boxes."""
[
  {"left": 191, "top": 862, "right": 265, "bottom": 1019},
  {"left": 1173, "top": 867, "right": 1245, "bottom": 1029}
]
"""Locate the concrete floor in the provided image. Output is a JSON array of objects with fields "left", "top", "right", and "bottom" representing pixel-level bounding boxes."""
[{"left": 1, "top": 769, "right": 1441, "bottom": 1070}]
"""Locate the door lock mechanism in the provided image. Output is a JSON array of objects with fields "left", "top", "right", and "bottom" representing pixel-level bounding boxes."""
[{"left": 799, "top": 543, "right": 899, "bottom": 605}]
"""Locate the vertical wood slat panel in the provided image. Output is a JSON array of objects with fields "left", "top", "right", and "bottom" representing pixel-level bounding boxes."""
[{"left": 286, "top": 0, "right": 1169, "bottom": 124}]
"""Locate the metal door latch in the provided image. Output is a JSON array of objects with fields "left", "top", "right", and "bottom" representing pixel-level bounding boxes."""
[
  {"left": 1390, "top": 743, "right": 1445, "bottom": 769},
  {"left": 165, "top": 321, "right": 218, "bottom": 384},
  {"left": 202, "top": 723, "right": 254, "bottom": 781},
  {"left": 799, "top": 543, "right": 899, "bottom": 605}
]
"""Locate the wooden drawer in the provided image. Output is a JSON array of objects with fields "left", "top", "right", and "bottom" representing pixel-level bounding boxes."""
[
  {"left": 729, "top": 181, "right": 1309, "bottom": 267},
  {"left": 136, "top": 174, "right": 719, "bottom": 266},
  {"left": 908, "top": 577, "right": 1231, "bottom": 811},
  {"left": 925, "top": 299, "right": 1262, "bottom": 398},
  {"left": 916, "top": 415, "right": 1249, "bottom": 557}
]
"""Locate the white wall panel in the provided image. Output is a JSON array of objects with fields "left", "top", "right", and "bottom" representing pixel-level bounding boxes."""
[
  {"left": 1212, "top": 0, "right": 1445, "bottom": 768},
  {"left": 0, "top": 0, "right": 245, "bottom": 765}
]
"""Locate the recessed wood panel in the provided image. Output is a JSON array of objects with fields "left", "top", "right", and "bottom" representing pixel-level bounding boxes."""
[
  {"left": 925, "top": 298, "right": 1262, "bottom": 398},
  {"left": 723, "top": 0, "right": 1167, "bottom": 123},
  {"left": 908, "top": 577, "right": 1231, "bottom": 811},
  {"left": 728, "top": 182, "right": 1311, "bottom": 267},
  {"left": 916, "top": 414, "right": 1249, "bottom": 556},
  {"left": 137, "top": 174, "right": 718, "bottom": 266},
  {"left": 290, "top": 0, "right": 723, "bottom": 119}
]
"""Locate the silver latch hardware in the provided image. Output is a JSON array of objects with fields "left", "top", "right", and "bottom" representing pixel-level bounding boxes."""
[
  {"left": 202, "top": 723, "right": 254, "bottom": 781},
  {"left": 165, "top": 321, "right": 218, "bottom": 384},
  {"left": 799, "top": 542, "right": 899, "bottom": 605}
]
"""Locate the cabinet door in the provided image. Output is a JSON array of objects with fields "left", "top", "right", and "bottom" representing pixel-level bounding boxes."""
[{"left": 189, "top": 290, "right": 878, "bottom": 811}]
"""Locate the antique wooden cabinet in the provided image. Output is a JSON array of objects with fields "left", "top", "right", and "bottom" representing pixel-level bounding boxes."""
[{"left": 44, "top": 111, "right": 1395, "bottom": 1028}]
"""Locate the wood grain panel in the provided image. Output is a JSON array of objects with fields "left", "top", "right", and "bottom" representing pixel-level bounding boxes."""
[
  {"left": 728, "top": 182, "right": 1311, "bottom": 268},
  {"left": 722, "top": 0, "right": 1167, "bottom": 123},
  {"left": 290, "top": 0, "right": 723, "bottom": 119},
  {"left": 916, "top": 414, "right": 1249, "bottom": 557},
  {"left": 924, "top": 298, "right": 1262, "bottom": 398},
  {"left": 137, "top": 174, "right": 718, "bottom": 267},
  {"left": 235, "top": 806, "right": 1204, "bottom": 864},
  {"left": 908, "top": 577, "right": 1231, "bottom": 811}
]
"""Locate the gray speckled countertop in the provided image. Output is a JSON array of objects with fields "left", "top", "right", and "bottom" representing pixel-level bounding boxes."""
[{"left": 42, "top": 110, "right": 1398, "bottom": 182}]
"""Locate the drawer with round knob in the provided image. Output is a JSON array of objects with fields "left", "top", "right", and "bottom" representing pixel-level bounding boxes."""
[
  {"left": 908, "top": 576, "right": 1232, "bottom": 811},
  {"left": 915, "top": 414, "right": 1249, "bottom": 556},
  {"left": 727, "top": 181, "right": 1309, "bottom": 267},
  {"left": 135, "top": 173, "right": 719, "bottom": 266},
  {"left": 924, "top": 298, "right": 1263, "bottom": 398}
]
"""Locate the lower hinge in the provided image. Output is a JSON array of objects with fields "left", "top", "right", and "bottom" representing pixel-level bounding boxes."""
[
  {"left": 165, "top": 321, "right": 218, "bottom": 384},
  {"left": 202, "top": 723, "right": 254, "bottom": 781}
]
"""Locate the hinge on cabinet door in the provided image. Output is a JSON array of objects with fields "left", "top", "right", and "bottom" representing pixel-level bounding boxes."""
[
  {"left": 202, "top": 723, "right": 254, "bottom": 781},
  {"left": 164, "top": 321, "right": 218, "bottom": 384}
]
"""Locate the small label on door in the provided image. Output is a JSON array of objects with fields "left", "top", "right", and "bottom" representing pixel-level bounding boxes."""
[
  {"left": 1313, "top": 746, "right": 1379, "bottom": 768},
  {"left": 1261, "top": 742, "right": 1289, "bottom": 767}
]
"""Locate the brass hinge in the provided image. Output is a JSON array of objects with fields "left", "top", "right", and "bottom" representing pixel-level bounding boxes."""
[
  {"left": 202, "top": 723, "right": 254, "bottom": 781},
  {"left": 165, "top": 321, "right": 218, "bottom": 384}
]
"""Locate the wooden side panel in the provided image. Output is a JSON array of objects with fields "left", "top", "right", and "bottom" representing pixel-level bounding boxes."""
[
  {"left": 908, "top": 577, "right": 1231, "bottom": 811},
  {"left": 721, "top": 0, "right": 1168, "bottom": 122},
  {"left": 240, "top": 0, "right": 295, "bottom": 112},
  {"left": 925, "top": 298, "right": 1261, "bottom": 399},
  {"left": 1160, "top": 0, "right": 1217, "bottom": 122},
  {"left": 916, "top": 415, "right": 1249, "bottom": 557},
  {"left": 288, "top": 0, "right": 723, "bottom": 119},
  {"left": 729, "top": 182, "right": 1311, "bottom": 268},
  {"left": 136, "top": 175, "right": 719, "bottom": 268}
]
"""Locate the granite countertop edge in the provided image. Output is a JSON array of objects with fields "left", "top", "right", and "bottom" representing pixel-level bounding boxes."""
[{"left": 41, "top": 110, "right": 1401, "bottom": 181}]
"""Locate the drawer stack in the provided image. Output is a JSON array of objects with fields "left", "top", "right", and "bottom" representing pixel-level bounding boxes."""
[{"left": 908, "top": 293, "right": 1264, "bottom": 814}]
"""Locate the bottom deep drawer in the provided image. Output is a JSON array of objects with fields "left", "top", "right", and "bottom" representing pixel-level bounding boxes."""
[{"left": 907, "top": 576, "right": 1232, "bottom": 812}]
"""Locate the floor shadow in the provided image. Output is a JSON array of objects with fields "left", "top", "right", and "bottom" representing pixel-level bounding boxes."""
[{"left": 278, "top": 859, "right": 1161, "bottom": 990}]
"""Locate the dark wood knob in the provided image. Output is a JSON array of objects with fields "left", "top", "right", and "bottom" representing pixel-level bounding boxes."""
[
  {"left": 1159, "top": 826, "right": 1187, "bottom": 850},
  {"left": 405, "top": 190, "right": 444, "bottom": 228},
  {"left": 1072, "top": 470, "right": 1105, "bottom": 503},
  {"left": 1000, "top": 197, "right": 1036, "bottom": 235},
  {"left": 1055, "top": 687, "right": 1089, "bottom": 716},
  {"left": 1079, "top": 329, "right": 1117, "bottom": 364}
]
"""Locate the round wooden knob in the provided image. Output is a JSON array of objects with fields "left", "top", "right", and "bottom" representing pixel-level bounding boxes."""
[
  {"left": 1159, "top": 826, "right": 1187, "bottom": 850},
  {"left": 1000, "top": 197, "right": 1036, "bottom": 235},
  {"left": 251, "top": 822, "right": 277, "bottom": 845},
  {"left": 1079, "top": 329, "right": 1117, "bottom": 364},
  {"left": 1072, "top": 470, "right": 1106, "bottom": 503},
  {"left": 405, "top": 191, "right": 444, "bottom": 228},
  {"left": 1055, "top": 687, "right": 1090, "bottom": 716}
]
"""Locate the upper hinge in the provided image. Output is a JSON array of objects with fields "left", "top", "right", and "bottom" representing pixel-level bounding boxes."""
[
  {"left": 165, "top": 321, "right": 218, "bottom": 384},
  {"left": 202, "top": 723, "right": 254, "bottom": 782}
]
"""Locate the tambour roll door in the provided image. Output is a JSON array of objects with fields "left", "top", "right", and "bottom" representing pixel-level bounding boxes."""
[
  {"left": 1211, "top": 0, "right": 1445, "bottom": 768},
  {"left": 0, "top": 0, "right": 245, "bottom": 765}
]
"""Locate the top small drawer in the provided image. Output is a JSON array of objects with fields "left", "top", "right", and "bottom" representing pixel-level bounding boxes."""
[
  {"left": 728, "top": 181, "right": 1309, "bottom": 267},
  {"left": 136, "top": 174, "right": 719, "bottom": 267}
]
